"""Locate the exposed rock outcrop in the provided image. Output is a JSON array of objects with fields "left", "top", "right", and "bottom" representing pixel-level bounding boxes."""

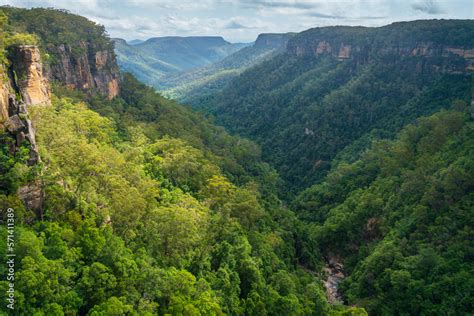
[
  {"left": 287, "top": 23, "right": 474, "bottom": 73},
  {"left": 18, "top": 182, "right": 44, "bottom": 217},
  {"left": 49, "top": 40, "right": 120, "bottom": 99},
  {"left": 5, "top": 45, "right": 49, "bottom": 165},
  {"left": 289, "top": 39, "right": 474, "bottom": 73},
  {"left": 337, "top": 44, "right": 351, "bottom": 59},
  {"left": 2, "top": 45, "right": 49, "bottom": 214},
  {"left": 324, "top": 255, "right": 345, "bottom": 304},
  {"left": 4, "top": 94, "right": 40, "bottom": 166},
  {"left": 0, "top": 67, "right": 10, "bottom": 128},
  {"left": 4, "top": 114, "right": 25, "bottom": 133},
  {"left": 315, "top": 40, "right": 331, "bottom": 54},
  {"left": 9, "top": 45, "right": 51, "bottom": 105}
]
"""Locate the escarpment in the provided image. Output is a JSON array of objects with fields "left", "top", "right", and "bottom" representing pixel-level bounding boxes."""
[
  {"left": 254, "top": 33, "right": 294, "bottom": 49},
  {"left": 9, "top": 45, "right": 51, "bottom": 105},
  {"left": 49, "top": 40, "right": 120, "bottom": 99},
  {"left": 1, "top": 45, "right": 49, "bottom": 149},
  {"left": 0, "top": 6, "right": 120, "bottom": 99},
  {"left": 287, "top": 21, "right": 474, "bottom": 73},
  {"left": 1, "top": 45, "right": 50, "bottom": 214}
]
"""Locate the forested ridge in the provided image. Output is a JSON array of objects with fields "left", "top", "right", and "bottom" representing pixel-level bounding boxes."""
[
  {"left": 204, "top": 20, "right": 474, "bottom": 193},
  {"left": 0, "top": 7, "right": 358, "bottom": 315},
  {"left": 0, "top": 7, "right": 473, "bottom": 316},
  {"left": 160, "top": 33, "right": 294, "bottom": 106},
  {"left": 112, "top": 36, "right": 249, "bottom": 92},
  {"left": 295, "top": 108, "right": 474, "bottom": 314}
]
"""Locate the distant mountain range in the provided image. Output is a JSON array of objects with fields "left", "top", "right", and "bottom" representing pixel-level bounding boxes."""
[
  {"left": 112, "top": 36, "right": 250, "bottom": 89},
  {"left": 127, "top": 39, "right": 144, "bottom": 45},
  {"left": 113, "top": 34, "right": 294, "bottom": 101},
  {"left": 161, "top": 33, "right": 295, "bottom": 105}
]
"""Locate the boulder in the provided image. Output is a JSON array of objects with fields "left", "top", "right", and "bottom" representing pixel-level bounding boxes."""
[{"left": 5, "top": 114, "right": 25, "bottom": 133}]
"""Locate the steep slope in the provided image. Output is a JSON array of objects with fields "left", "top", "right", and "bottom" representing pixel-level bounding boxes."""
[
  {"left": 163, "top": 33, "right": 294, "bottom": 106},
  {"left": 112, "top": 38, "right": 177, "bottom": 88},
  {"left": 0, "top": 42, "right": 49, "bottom": 214},
  {"left": 1, "top": 7, "right": 365, "bottom": 315},
  {"left": 207, "top": 20, "right": 474, "bottom": 192},
  {"left": 2, "top": 7, "right": 473, "bottom": 316},
  {"left": 1, "top": 6, "right": 120, "bottom": 99},
  {"left": 295, "top": 107, "right": 474, "bottom": 314},
  {"left": 113, "top": 36, "right": 249, "bottom": 89}
]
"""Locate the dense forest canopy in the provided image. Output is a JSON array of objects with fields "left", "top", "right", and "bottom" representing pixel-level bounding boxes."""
[
  {"left": 288, "top": 20, "right": 474, "bottom": 49},
  {"left": 0, "top": 6, "right": 473, "bottom": 316},
  {"left": 203, "top": 20, "right": 474, "bottom": 193},
  {"left": 0, "top": 6, "right": 112, "bottom": 50},
  {"left": 295, "top": 108, "right": 474, "bottom": 314},
  {"left": 0, "top": 7, "right": 357, "bottom": 315}
]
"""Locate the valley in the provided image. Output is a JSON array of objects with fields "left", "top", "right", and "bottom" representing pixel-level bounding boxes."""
[{"left": 0, "top": 5, "right": 473, "bottom": 316}]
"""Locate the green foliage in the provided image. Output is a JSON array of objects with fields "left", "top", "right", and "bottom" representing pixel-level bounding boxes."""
[
  {"left": 4, "top": 32, "right": 38, "bottom": 46},
  {"left": 204, "top": 21, "right": 474, "bottom": 194},
  {"left": 160, "top": 34, "right": 294, "bottom": 105},
  {"left": 0, "top": 94, "right": 333, "bottom": 315},
  {"left": 0, "top": 6, "right": 112, "bottom": 50},
  {"left": 112, "top": 36, "right": 248, "bottom": 91},
  {"left": 88, "top": 297, "right": 133, "bottom": 316},
  {"left": 0, "top": 131, "right": 36, "bottom": 194},
  {"left": 298, "top": 109, "right": 474, "bottom": 314},
  {"left": 57, "top": 72, "right": 277, "bottom": 194},
  {"left": 145, "top": 136, "right": 221, "bottom": 193},
  {"left": 2, "top": 9, "right": 471, "bottom": 316},
  {"left": 0, "top": 11, "right": 7, "bottom": 63}
]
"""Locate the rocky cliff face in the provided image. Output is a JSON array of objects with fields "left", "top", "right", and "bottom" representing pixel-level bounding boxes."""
[
  {"left": 324, "top": 255, "right": 345, "bottom": 304},
  {"left": 9, "top": 45, "right": 51, "bottom": 105},
  {"left": 49, "top": 40, "right": 120, "bottom": 99},
  {"left": 288, "top": 39, "right": 474, "bottom": 73},
  {"left": 1, "top": 45, "right": 50, "bottom": 215},
  {"left": 287, "top": 22, "right": 474, "bottom": 73},
  {"left": 0, "top": 67, "right": 10, "bottom": 127}
]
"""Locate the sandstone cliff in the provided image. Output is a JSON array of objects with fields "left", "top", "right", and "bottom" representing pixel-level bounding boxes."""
[
  {"left": 49, "top": 40, "right": 120, "bottom": 99},
  {"left": 0, "top": 6, "right": 120, "bottom": 99},
  {"left": 286, "top": 21, "right": 474, "bottom": 73},
  {"left": 1, "top": 45, "right": 50, "bottom": 215},
  {"left": 2, "top": 45, "right": 49, "bottom": 165},
  {"left": 9, "top": 45, "right": 51, "bottom": 105},
  {"left": 0, "top": 67, "right": 10, "bottom": 128}
]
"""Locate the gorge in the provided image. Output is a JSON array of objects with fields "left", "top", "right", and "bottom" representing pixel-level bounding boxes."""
[{"left": 0, "top": 6, "right": 473, "bottom": 316}]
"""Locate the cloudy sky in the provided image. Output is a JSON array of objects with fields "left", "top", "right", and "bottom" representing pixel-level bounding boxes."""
[{"left": 1, "top": 0, "right": 472, "bottom": 42}]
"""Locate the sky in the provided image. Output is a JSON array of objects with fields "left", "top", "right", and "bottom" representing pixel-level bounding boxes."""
[{"left": 0, "top": 0, "right": 473, "bottom": 42}]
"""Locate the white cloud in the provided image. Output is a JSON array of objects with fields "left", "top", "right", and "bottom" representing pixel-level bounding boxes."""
[
  {"left": 0, "top": 0, "right": 471, "bottom": 42},
  {"left": 411, "top": 0, "right": 444, "bottom": 14}
]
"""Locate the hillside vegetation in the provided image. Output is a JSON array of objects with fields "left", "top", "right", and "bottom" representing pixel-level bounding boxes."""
[
  {"left": 161, "top": 33, "right": 294, "bottom": 106},
  {"left": 295, "top": 108, "right": 474, "bottom": 314},
  {"left": 0, "top": 7, "right": 473, "bottom": 316},
  {"left": 205, "top": 20, "right": 474, "bottom": 193},
  {"left": 113, "top": 36, "right": 249, "bottom": 90},
  {"left": 0, "top": 8, "right": 361, "bottom": 315}
]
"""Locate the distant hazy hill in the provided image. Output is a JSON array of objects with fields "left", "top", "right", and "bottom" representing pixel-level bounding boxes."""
[
  {"left": 162, "top": 33, "right": 295, "bottom": 105},
  {"left": 127, "top": 39, "right": 144, "bottom": 45},
  {"left": 113, "top": 36, "right": 249, "bottom": 89}
]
